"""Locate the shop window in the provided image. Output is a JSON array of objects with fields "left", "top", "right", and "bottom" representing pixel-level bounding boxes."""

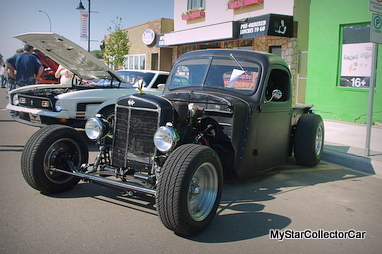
[
  {"left": 188, "top": 0, "right": 205, "bottom": 9},
  {"left": 124, "top": 54, "right": 146, "bottom": 70},
  {"left": 339, "top": 24, "right": 373, "bottom": 89}
]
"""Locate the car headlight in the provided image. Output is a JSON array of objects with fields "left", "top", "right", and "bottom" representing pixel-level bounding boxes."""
[
  {"left": 85, "top": 116, "right": 110, "bottom": 140},
  {"left": 12, "top": 94, "right": 19, "bottom": 105},
  {"left": 55, "top": 100, "right": 62, "bottom": 112},
  {"left": 154, "top": 125, "right": 179, "bottom": 152}
]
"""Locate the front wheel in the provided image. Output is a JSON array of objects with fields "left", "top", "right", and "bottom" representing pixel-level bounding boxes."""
[
  {"left": 156, "top": 144, "right": 223, "bottom": 236},
  {"left": 21, "top": 125, "right": 89, "bottom": 194},
  {"left": 294, "top": 114, "right": 324, "bottom": 166}
]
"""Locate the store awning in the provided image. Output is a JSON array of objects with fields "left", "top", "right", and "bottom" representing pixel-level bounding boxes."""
[
  {"left": 156, "top": 13, "right": 294, "bottom": 47},
  {"left": 157, "top": 22, "right": 235, "bottom": 47}
]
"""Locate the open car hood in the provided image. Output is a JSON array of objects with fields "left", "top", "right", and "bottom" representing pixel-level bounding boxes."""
[{"left": 14, "top": 32, "right": 125, "bottom": 83}]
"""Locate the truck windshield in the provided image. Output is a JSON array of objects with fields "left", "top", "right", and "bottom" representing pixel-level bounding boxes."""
[{"left": 168, "top": 55, "right": 260, "bottom": 94}]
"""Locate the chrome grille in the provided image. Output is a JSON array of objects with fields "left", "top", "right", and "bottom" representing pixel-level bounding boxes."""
[{"left": 111, "top": 106, "right": 159, "bottom": 168}]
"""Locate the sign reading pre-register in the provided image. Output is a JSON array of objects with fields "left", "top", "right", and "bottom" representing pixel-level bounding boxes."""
[
  {"left": 371, "top": 13, "right": 382, "bottom": 43},
  {"left": 370, "top": 0, "right": 382, "bottom": 14}
]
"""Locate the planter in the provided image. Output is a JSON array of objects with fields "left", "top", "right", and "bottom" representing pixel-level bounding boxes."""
[
  {"left": 243, "top": 0, "right": 263, "bottom": 6},
  {"left": 182, "top": 11, "right": 205, "bottom": 20},
  {"left": 228, "top": 0, "right": 243, "bottom": 9}
]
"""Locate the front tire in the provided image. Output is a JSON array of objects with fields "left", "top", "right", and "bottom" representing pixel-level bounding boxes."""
[
  {"left": 157, "top": 144, "right": 223, "bottom": 236},
  {"left": 21, "top": 125, "right": 89, "bottom": 194},
  {"left": 294, "top": 114, "right": 324, "bottom": 166}
]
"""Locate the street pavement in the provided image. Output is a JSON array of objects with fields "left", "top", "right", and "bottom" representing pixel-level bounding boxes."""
[{"left": 323, "top": 119, "right": 382, "bottom": 177}]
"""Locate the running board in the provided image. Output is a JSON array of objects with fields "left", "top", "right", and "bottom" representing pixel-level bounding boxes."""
[{"left": 52, "top": 168, "right": 157, "bottom": 196}]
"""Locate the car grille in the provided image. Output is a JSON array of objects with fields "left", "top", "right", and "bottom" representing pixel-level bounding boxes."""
[
  {"left": 111, "top": 103, "right": 159, "bottom": 169},
  {"left": 16, "top": 94, "right": 54, "bottom": 110}
]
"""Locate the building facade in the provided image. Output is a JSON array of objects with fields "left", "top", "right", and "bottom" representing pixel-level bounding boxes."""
[
  {"left": 158, "top": 0, "right": 311, "bottom": 104},
  {"left": 104, "top": 18, "right": 174, "bottom": 72},
  {"left": 305, "top": 0, "right": 381, "bottom": 123}
]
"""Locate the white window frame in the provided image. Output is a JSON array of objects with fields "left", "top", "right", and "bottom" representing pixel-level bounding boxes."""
[{"left": 124, "top": 54, "right": 146, "bottom": 70}]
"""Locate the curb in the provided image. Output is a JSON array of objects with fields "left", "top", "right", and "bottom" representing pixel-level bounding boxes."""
[{"left": 322, "top": 149, "right": 376, "bottom": 175}]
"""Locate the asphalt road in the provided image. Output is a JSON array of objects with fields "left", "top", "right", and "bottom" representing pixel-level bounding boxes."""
[{"left": 0, "top": 88, "right": 381, "bottom": 254}]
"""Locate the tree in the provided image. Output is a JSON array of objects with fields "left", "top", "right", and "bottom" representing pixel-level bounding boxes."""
[
  {"left": 91, "top": 50, "right": 103, "bottom": 59},
  {"left": 104, "top": 17, "right": 130, "bottom": 70}
]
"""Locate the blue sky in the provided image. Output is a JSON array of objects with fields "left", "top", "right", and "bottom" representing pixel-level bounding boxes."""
[{"left": 0, "top": 0, "right": 174, "bottom": 59}]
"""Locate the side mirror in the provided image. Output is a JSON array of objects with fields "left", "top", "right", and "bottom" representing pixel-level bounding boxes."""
[
  {"left": 264, "top": 89, "right": 282, "bottom": 103},
  {"left": 158, "top": 83, "right": 165, "bottom": 91}
]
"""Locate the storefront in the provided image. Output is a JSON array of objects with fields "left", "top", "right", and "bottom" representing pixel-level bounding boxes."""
[
  {"left": 103, "top": 18, "right": 174, "bottom": 72},
  {"left": 157, "top": 13, "right": 303, "bottom": 103},
  {"left": 305, "top": 0, "right": 382, "bottom": 123},
  {"left": 158, "top": 14, "right": 294, "bottom": 56}
]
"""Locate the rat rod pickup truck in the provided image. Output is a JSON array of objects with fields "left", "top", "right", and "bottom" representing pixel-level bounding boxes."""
[{"left": 21, "top": 49, "right": 324, "bottom": 236}]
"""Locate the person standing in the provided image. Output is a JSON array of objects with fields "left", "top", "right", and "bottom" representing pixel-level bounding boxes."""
[
  {"left": 5, "top": 44, "right": 44, "bottom": 90},
  {"left": 55, "top": 65, "right": 74, "bottom": 85},
  {"left": 0, "top": 64, "right": 5, "bottom": 88}
]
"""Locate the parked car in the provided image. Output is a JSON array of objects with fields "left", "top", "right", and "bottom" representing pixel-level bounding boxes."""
[
  {"left": 21, "top": 49, "right": 324, "bottom": 236},
  {"left": 6, "top": 33, "right": 169, "bottom": 128},
  {"left": 33, "top": 49, "right": 59, "bottom": 84}
]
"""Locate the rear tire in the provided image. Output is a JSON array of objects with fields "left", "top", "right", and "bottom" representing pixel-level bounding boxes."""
[
  {"left": 156, "top": 144, "right": 223, "bottom": 236},
  {"left": 294, "top": 114, "right": 324, "bottom": 166},
  {"left": 21, "top": 125, "right": 89, "bottom": 194}
]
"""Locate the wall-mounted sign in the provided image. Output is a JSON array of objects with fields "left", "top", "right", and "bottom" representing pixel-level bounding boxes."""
[
  {"left": 238, "top": 14, "right": 293, "bottom": 39},
  {"left": 142, "top": 29, "right": 156, "bottom": 45}
]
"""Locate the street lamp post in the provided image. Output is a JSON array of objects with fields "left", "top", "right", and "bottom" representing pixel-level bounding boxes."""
[
  {"left": 76, "top": 0, "right": 91, "bottom": 52},
  {"left": 39, "top": 10, "right": 52, "bottom": 33}
]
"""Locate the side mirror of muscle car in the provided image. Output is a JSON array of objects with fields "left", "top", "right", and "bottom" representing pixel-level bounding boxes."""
[{"left": 158, "top": 84, "right": 166, "bottom": 91}]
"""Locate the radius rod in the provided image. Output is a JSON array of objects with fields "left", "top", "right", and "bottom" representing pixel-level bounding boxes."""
[{"left": 52, "top": 167, "right": 157, "bottom": 196}]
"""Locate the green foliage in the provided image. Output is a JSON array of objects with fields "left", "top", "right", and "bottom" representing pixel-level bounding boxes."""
[
  {"left": 104, "top": 17, "right": 130, "bottom": 70},
  {"left": 91, "top": 50, "right": 103, "bottom": 59}
]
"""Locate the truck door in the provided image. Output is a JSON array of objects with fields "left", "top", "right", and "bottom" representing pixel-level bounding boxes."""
[{"left": 255, "top": 67, "right": 292, "bottom": 171}]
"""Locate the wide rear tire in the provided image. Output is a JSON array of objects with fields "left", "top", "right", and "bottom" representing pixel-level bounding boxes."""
[
  {"left": 156, "top": 144, "right": 223, "bottom": 236},
  {"left": 21, "top": 125, "right": 89, "bottom": 194},
  {"left": 294, "top": 114, "right": 324, "bottom": 166}
]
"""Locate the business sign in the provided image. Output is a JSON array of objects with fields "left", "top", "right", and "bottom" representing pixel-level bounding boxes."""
[
  {"left": 370, "top": 0, "right": 382, "bottom": 14},
  {"left": 238, "top": 14, "right": 293, "bottom": 39},
  {"left": 340, "top": 42, "right": 374, "bottom": 88},
  {"left": 371, "top": 13, "right": 382, "bottom": 43},
  {"left": 80, "top": 11, "right": 88, "bottom": 41},
  {"left": 142, "top": 29, "right": 156, "bottom": 45}
]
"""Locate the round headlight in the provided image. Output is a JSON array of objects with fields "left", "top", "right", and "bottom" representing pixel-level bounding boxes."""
[
  {"left": 85, "top": 117, "right": 110, "bottom": 140},
  {"left": 154, "top": 126, "right": 179, "bottom": 152},
  {"left": 55, "top": 100, "right": 62, "bottom": 112},
  {"left": 13, "top": 94, "right": 19, "bottom": 105}
]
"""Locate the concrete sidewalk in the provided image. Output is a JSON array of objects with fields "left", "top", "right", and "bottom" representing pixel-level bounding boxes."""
[{"left": 322, "top": 119, "right": 382, "bottom": 176}]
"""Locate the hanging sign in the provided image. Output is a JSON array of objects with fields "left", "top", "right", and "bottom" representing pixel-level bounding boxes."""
[{"left": 80, "top": 11, "right": 88, "bottom": 41}]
